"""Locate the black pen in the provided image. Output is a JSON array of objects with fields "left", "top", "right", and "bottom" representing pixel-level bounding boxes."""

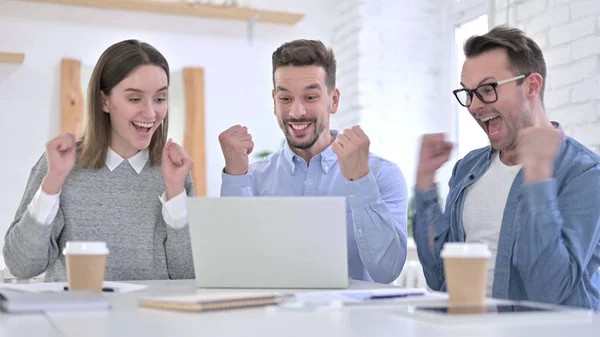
[
  {"left": 63, "top": 286, "right": 115, "bottom": 292},
  {"left": 368, "top": 292, "right": 424, "bottom": 300}
]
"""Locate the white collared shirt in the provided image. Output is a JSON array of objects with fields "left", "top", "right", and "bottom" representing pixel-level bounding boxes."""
[
  {"left": 105, "top": 147, "right": 149, "bottom": 174},
  {"left": 27, "top": 148, "right": 188, "bottom": 229}
]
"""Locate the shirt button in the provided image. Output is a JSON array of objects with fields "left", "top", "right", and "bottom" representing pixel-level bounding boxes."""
[
  {"left": 349, "top": 193, "right": 356, "bottom": 198},
  {"left": 245, "top": 186, "right": 252, "bottom": 191},
  {"left": 358, "top": 228, "right": 363, "bottom": 234}
]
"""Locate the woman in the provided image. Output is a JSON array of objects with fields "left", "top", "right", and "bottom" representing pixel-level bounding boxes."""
[{"left": 3, "top": 40, "right": 195, "bottom": 281}]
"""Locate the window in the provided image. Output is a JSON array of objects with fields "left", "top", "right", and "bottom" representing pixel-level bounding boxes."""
[{"left": 453, "top": 13, "right": 490, "bottom": 158}]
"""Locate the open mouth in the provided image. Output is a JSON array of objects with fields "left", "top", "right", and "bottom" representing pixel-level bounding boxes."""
[
  {"left": 288, "top": 122, "right": 312, "bottom": 136},
  {"left": 480, "top": 115, "right": 502, "bottom": 137},
  {"left": 132, "top": 121, "right": 153, "bottom": 135}
]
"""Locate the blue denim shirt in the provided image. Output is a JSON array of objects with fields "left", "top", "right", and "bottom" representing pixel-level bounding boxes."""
[
  {"left": 221, "top": 131, "right": 408, "bottom": 284},
  {"left": 414, "top": 129, "right": 600, "bottom": 310}
]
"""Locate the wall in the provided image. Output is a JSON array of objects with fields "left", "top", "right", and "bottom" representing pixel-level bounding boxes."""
[
  {"left": 492, "top": 0, "right": 600, "bottom": 152},
  {"left": 0, "top": 0, "right": 333, "bottom": 268},
  {"left": 331, "top": 0, "right": 455, "bottom": 199}
]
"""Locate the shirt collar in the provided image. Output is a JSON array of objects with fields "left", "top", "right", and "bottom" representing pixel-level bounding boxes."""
[
  {"left": 106, "top": 147, "right": 149, "bottom": 174},
  {"left": 282, "top": 130, "right": 339, "bottom": 175},
  {"left": 321, "top": 130, "right": 339, "bottom": 173},
  {"left": 282, "top": 141, "right": 296, "bottom": 174}
]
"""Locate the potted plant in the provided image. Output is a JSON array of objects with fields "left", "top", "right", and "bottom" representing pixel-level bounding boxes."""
[
  {"left": 407, "top": 196, "right": 415, "bottom": 237},
  {"left": 254, "top": 139, "right": 286, "bottom": 160}
]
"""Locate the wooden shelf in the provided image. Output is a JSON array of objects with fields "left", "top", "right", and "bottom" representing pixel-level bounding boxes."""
[
  {"left": 0, "top": 52, "right": 25, "bottom": 64},
  {"left": 20, "top": 0, "right": 304, "bottom": 25}
]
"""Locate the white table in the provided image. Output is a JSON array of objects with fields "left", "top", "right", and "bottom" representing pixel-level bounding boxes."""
[
  {"left": 0, "top": 314, "right": 63, "bottom": 337},
  {"left": 2, "top": 280, "right": 600, "bottom": 337}
]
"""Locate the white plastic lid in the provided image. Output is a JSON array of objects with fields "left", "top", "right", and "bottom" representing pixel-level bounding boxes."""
[
  {"left": 440, "top": 242, "right": 491, "bottom": 258},
  {"left": 62, "top": 241, "right": 109, "bottom": 255}
]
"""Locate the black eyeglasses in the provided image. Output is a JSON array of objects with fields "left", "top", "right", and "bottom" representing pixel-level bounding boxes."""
[{"left": 452, "top": 75, "right": 526, "bottom": 107}]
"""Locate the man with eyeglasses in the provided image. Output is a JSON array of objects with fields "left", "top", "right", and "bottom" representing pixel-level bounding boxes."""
[{"left": 413, "top": 25, "right": 600, "bottom": 310}]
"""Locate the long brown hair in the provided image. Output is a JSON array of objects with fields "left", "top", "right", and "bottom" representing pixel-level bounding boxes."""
[{"left": 78, "top": 39, "right": 170, "bottom": 168}]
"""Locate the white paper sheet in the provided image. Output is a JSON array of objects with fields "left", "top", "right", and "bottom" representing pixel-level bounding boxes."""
[
  {"left": 0, "top": 281, "right": 147, "bottom": 293},
  {"left": 292, "top": 287, "right": 447, "bottom": 306}
]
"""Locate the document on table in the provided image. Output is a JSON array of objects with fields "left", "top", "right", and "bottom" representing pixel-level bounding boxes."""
[
  {"left": 0, "top": 281, "right": 147, "bottom": 293},
  {"left": 0, "top": 290, "right": 110, "bottom": 314},
  {"left": 292, "top": 288, "right": 447, "bottom": 306}
]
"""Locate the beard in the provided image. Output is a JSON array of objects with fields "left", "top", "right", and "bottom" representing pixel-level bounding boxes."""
[
  {"left": 280, "top": 117, "right": 325, "bottom": 150},
  {"left": 495, "top": 107, "right": 534, "bottom": 152}
]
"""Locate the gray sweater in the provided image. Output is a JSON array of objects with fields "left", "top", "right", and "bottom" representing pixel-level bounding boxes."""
[{"left": 3, "top": 154, "right": 195, "bottom": 281}]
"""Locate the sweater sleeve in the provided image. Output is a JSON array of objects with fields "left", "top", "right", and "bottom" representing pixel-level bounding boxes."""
[
  {"left": 164, "top": 173, "right": 195, "bottom": 279},
  {"left": 3, "top": 154, "right": 66, "bottom": 279}
]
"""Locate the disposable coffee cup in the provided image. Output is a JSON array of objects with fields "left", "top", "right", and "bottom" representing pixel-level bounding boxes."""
[
  {"left": 441, "top": 242, "right": 491, "bottom": 307},
  {"left": 63, "top": 241, "right": 109, "bottom": 292}
]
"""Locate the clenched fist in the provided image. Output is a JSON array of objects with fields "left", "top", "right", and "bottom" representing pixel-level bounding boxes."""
[
  {"left": 518, "top": 126, "right": 563, "bottom": 183},
  {"left": 42, "top": 133, "right": 77, "bottom": 195},
  {"left": 162, "top": 138, "right": 193, "bottom": 200},
  {"left": 332, "top": 126, "right": 370, "bottom": 181},
  {"left": 416, "top": 133, "right": 453, "bottom": 191},
  {"left": 218, "top": 125, "right": 254, "bottom": 176}
]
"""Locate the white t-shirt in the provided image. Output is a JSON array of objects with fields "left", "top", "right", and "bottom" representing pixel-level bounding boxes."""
[{"left": 463, "top": 151, "right": 521, "bottom": 296}]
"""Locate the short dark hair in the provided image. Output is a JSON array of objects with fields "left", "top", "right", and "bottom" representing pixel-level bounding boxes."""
[
  {"left": 271, "top": 39, "right": 336, "bottom": 90},
  {"left": 464, "top": 25, "right": 547, "bottom": 101}
]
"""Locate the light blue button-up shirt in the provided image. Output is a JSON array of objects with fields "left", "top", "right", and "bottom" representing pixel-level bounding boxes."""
[{"left": 220, "top": 130, "right": 408, "bottom": 284}]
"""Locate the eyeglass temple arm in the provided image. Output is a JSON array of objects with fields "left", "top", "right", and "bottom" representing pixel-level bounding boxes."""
[{"left": 496, "top": 74, "right": 526, "bottom": 85}]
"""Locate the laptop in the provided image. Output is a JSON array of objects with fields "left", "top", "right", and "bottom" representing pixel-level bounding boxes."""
[{"left": 187, "top": 196, "right": 349, "bottom": 289}]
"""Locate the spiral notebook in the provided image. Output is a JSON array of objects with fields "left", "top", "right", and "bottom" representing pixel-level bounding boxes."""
[{"left": 139, "top": 292, "right": 290, "bottom": 312}]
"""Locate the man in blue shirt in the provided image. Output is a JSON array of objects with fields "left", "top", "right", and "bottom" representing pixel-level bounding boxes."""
[
  {"left": 218, "top": 39, "right": 408, "bottom": 284},
  {"left": 414, "top": 25, "right": 600, "bottom": 309}
]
